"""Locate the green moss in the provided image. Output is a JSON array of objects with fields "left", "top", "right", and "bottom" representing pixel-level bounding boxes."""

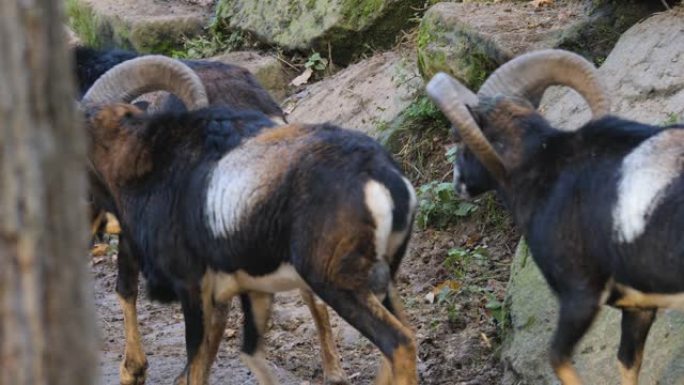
[
  {"left": 340, "top": 0, "right": 384, "bottom": 30},
  {"left": 214, "top": 0, "right": 422, "bottom": 65},
  {"left": 417, "top": 9, "right": 509, "bottom": 89},
  {"left": 129, "top": 19, "right": 199, "bottom": 54}
]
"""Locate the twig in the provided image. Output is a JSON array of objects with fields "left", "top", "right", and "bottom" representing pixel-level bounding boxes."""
[
  {"left": 661, "top": 0, "right": 671, "bottom": 10},
  {"left": 272, "top": 54, "right": 299, "bottom": 71}
]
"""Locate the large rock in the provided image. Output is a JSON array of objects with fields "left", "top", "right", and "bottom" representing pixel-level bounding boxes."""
[
  {"left": 214, "top": 0, "right": 423, "bottom": 64},
  {"left": 503, "top": 8, "right": 684, "bottom": 385},
  {"left": 504, "top": 242, "right": 684, "bottom": 385},
  {"left": 209, "top": 51, "right": 292, "bottom": 102},
  {"left": 417, "top": 1, "right": 663, "bottom": 88},
  {"left": 282, "top": 50, "right": 423, "bottom": 137},
  {"left": 66, "top": 0, "right": 211, "bottom": 54}
]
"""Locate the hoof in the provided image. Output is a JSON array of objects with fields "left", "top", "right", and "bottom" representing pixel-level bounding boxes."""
[
  {"left": 120, "top": 360, "right": 148, "bottom": 385},
  {"left": 325, "top": 377, "right": 350, "bottom": 385}
]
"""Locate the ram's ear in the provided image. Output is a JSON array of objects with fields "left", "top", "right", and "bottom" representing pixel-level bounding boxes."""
[{"left": 91, "top": 103, "right": 144, "bottom": 130}]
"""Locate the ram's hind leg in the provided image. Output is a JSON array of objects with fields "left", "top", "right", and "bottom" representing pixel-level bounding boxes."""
[
  {"left": 550, "top": 292, "right": 601, "bottom": 385},
  {"left": 240, "top": 292, "right": 278, "bottom": 385},
  {"left": 300, "top": 289, "right": 348, "bottom": 385},
  {"left": 618, "top": 308, "right": 655, "bottom": 385},
  {"left": 116, "top": 238, "right": 148, "bottom": 385},
  {"left": 315, "top": 287, "right": 417, "bottom": 385},
  {"left": 374, "top": 284, "right": 412, "bottom": 385}
]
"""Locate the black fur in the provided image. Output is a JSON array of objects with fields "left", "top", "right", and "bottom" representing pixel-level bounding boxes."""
[{"left": 107, "top": 108, "right": 408, "bottom": 282}]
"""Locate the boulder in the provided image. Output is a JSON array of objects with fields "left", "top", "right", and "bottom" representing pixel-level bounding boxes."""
[
  {"left": 503, "top": 8, "right": 684, "bottom": 385},
  {"left": 209, "top": 51, "right": 292, "bottom": 102},
  {"left": 214, "top": 0, "right": 423, "bottom": 64},
  {"left": 282, "top": 50, "right": 423, "bottom": 137},
  {"left": 417, "top": 1, "right": 663, "bottom": 88},
  {"left": 66, "top": 0, "right": 211, "bottom": 54}
]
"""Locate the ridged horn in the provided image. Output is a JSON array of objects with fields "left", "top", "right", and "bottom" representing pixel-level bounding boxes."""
[
  {"left": 478, "top": 49, "right": 609, "bottom": 118},
  {"left": 82, "top": 55, "right": 209, "bottom": 110},
  {"left": 427, "top": 72, "right": 507, "bottom": 181}
]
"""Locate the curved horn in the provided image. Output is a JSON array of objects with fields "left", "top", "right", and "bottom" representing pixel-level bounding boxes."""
[
  {"left": 478, "top": 49, "right": 609, "bottom": 118},
  {"left": 427, "top": 72, "right": 507, "bottom": 181},
  {"left": 82, "top": 55, "right": 209, "bottom": 110}
]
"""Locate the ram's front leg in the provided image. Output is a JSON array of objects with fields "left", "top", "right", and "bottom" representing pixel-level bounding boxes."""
[
  {"left": 116, "top": 237, "right": 148, "bottom": 385},
  {"left": 300, "top": 289, "right": 348, "bottom": 385}
]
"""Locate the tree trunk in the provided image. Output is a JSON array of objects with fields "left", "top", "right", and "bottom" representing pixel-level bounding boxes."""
[{"left": 0, "top": 1, "right": 97, "bottom": 385}]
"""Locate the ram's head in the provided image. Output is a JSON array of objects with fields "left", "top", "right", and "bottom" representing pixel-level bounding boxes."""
[{"left": 426, "top": 49, "right": 610, "bottom": 198}]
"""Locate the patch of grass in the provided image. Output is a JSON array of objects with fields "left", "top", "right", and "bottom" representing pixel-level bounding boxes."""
[
  {"left": 475, "top": 192, "right": 512, "bottom": 233},
  {"left": 66, "top": 0, "right": 101, "bottom": 47},
  {"left": 663, "top": 112, "right": 681, "bottom": 126},
  {"left": 380, "top": 94, "right": 454, "bottom": 184},
  {"left": 416, "top": 181, "right": 478, "bottom": 229}
]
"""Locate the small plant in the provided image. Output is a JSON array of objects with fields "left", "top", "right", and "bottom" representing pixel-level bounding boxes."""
[
  {"left": 436, "top": 285, "right": 461, "bottom": 325},
  {"left": 476, "top": 192, "right": 511, "bottom": 232},
  {"left": 444, "top": 246, "right": 488, "bottom": 279},
  {"left": 663, "top": 112, "right": 681, "bottom": 126},
  {"left": 403, "top": 95, "right": 449, "bottom": 124},
  {"left": 445, "top": 145, "right": 458, "bottom": 164},
  {"left": 305, "top": 52, "right": 329, "bottom": 72},
  {"left": 416, "top": 181, "right": 478, "bottom": 229}
]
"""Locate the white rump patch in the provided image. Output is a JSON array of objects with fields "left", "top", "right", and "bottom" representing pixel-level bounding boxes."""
[
  {"left": 205, "top": 137, "right": 295, "bottom": 238},
  {"left": 364, "top": 180, "right": 394, "bottom": 260},
  {"left": 613, "top": 129, "right": 684, "bottom": 243},
  {"left": 386, "top": 177, "right": 417, "bottom": 258}
]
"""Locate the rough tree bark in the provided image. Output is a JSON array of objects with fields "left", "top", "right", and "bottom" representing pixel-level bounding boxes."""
[{"left": 0, "top": 1, "right": 97, "bottom": 385}]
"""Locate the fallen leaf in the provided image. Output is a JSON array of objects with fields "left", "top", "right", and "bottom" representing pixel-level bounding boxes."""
[
  {"left": 91, "top": 243, "right": 108, "bottom": 257},
  {"left": 433, "top": 279, "right": 461, "bottom": 294},
  {"left": 91, "top": 256, "right": 106, "bottom": 266},
  {"left": 290, "top": 67, "right": 313, "bottom": 86},
  {"left": 530, "top": 0, "right": 553, "bottom": 7},
  {"left": 425, "top": 292, "right": 435, "bottom": 304}
]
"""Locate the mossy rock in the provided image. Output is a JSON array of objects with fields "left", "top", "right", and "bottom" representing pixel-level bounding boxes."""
[
  {"left": 502, "top": 240, "right": 684, "bottom": 385},
  {"left": 416, "top": 0, "right": 663, "bottom": 86},
  {"left": 66, "top": 0, "right": 210, "bottom": 54},
  {"left": 416, "top": 2, "right": 511, "bottom": 89},
  {"left": 214, "top": 0, "right": 424, "bottom": 65}
]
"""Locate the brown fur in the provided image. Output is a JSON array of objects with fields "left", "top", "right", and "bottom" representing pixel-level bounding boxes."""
[
  {"left": 117, "top": 294, "right": 147, "bottom": 385},
  {"left": 478, "top": 98, "right": 536, "bottom": 168},
  {"left": 254, "top": 123, "right": 305, "bottom": 143},
  {"left": 554, "top": 361, "right": 583, "bottom": 385},
  {"left": 88, "top": 104, "right": 152, "bottom": 191}
]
